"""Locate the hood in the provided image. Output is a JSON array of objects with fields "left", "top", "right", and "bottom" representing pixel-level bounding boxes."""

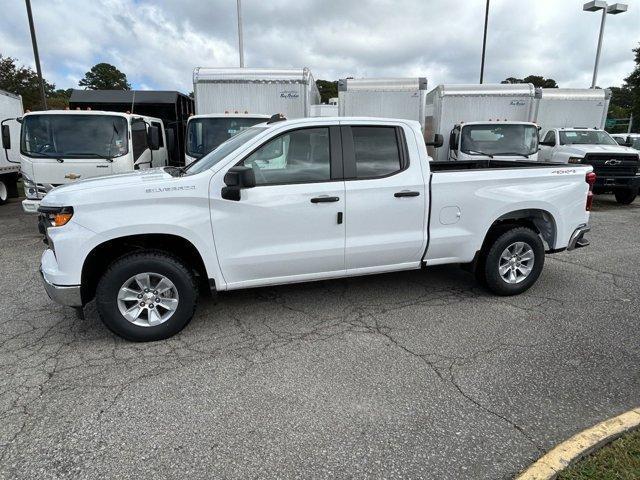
[
  {"left": 561, "top": 144, "right": 638, "bottom": 157},
  {"left": 41, "top": 168, "right": 175, "bottom": 206}
]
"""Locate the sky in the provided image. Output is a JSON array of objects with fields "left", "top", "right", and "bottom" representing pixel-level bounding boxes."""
[{"left": 1, "top": 0, "right": 638, "bottom": 93}]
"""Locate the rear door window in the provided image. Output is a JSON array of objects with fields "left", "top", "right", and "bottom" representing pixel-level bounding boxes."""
[{"left": 351, "top": 127, "right": 402, "bottom": 178}]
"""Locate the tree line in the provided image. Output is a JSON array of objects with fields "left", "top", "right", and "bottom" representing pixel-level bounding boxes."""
[{"left": 1, "top": 45, "right": 639, "bottom": 131}]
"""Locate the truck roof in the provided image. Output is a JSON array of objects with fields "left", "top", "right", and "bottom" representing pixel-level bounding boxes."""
[
  {"left": 193, "top": 67, "right": 315, "bottom": 84},
  {"left": 260, "top": 116, "right": 422, "bottom": 131},
  {"left": 188, "top": 113, "right": 270, "bottom": 120},
  {"left": 69, "top": 89, "right": 190, "bottom": 105},
  {"left": 535, "top": 87, "right": 611, "bottom": 100},
  {"left": 338, "top": 77, "right": 428, "bottom": 91},
  {"left": 22, "top": 109, "right": 163, "bottom": 123},
  {"left": 429, "top": 83, "right": 536, "bottom": 97}
]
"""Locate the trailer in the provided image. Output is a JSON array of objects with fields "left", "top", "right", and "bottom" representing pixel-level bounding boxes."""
[
  {"left": 338, "top": 77, "right": 428, "bottom": 130},
  {"left": 192, "top": 67, "right": 320, "bottom": 118},
  {"left": 424, "top": 84, "right": 538, "bottom": 161},
  {"left": 533, "top": 88, "right": 611, "bottom": 137},
  {"left": 69, "top": 90, "right": 194, "bottom": 166},
  {"left": 0, "top": 89, "right": 24, "bottom": 204}
]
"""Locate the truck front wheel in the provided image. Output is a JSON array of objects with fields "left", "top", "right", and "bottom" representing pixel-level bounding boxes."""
[
  {"left": 614, "top": 187, "right": 638, "bottom": 205},
  {"left": 96, "top": 251, "right": 198, "bottom": 341},
  {"left": 0, "top": 179, "right": 8, "bottom": 205},
  {"left": 478, "top": 227, "right": 545, "bottom": 296}
]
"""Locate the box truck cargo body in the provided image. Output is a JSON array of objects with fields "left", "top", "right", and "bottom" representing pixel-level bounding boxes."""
[
  {"left": 193, "top": 68, "right": 320, "bottom": 118},
  {"left": 533, "top": 88, "right": 611, "bottom": 137},
  {"left": 424, "top": 84, "right": 537, "bottom": 161},
  {"left": 0, "top": 89, "right": 24, "bottom": 204},
  {"left": 338, "top": 77, "right": 428, "bottom": 130},
  {"left": 310, "top": 104, "right": 338, "bottom": 117}
]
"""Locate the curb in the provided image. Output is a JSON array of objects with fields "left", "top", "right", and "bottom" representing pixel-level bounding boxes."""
[{"left": 516, "top": 406, "right": 640, "bottom": 480}]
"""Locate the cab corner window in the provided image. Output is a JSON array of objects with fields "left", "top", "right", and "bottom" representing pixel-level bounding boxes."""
[
  {"left": 241, "top": 128, "right": 330, "bottom": 185},
  {"left": 352, "top": 126, "right": 402, "bottom": 178}
]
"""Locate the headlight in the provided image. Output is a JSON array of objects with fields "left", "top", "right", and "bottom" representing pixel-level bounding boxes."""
[
  {"left": 22, "top": 175, "right": 39, "bottom": 199},
  {"left": 37, "top": 206, "right": 74, "bottom": 227},
  {"left": 567, "top": 157, "right": 583, "bottom": 164}
]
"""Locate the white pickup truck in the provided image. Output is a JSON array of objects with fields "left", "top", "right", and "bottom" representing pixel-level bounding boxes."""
[
  {"left": 38, "top": 116, "right": 594, "bottom": 341},
  {"left": 539, "top": 128, "right": 640, "bottom": 204}
]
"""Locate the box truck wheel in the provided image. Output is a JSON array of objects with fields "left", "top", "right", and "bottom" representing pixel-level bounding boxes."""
[
  {"left": 614, "top": 187, "right": 638, "bottom": 205},
  {"left": 478, "top": 227, "right": 545, "bottom": 296},
  {"left": 0, "top": 178, "right": 8, "bottom": 205},
  {"left": 96, "top": 251, "right": 198, "bottom": 341}
]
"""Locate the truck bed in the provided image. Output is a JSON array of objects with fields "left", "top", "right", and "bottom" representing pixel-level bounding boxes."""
[{"left": 430, "top": 160, "right": 565, "bottom": 171}]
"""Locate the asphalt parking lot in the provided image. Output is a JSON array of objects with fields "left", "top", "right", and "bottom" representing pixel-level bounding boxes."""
[{"left": 0, "top": 195, "right": 639, "bottom": 480}]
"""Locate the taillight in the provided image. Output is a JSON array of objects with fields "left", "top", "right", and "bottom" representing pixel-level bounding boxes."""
[{"left": 585, "top": 172, "right": 596, "bottom": 211}]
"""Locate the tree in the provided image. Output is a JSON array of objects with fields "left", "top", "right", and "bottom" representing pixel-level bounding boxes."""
[
  {"left": 316, "top": 79, "right": 338, "bottom": 104},
  {"left": 623, "top": 43, "right": 640, "bottom": 131},
  {"left": 78, "top": 63, "right": 130, "bottom": 90},
  {"left": 0, "top": 54, "right": 57, "bottom": 110},
  {"left": 501, "top": 75, "right": 558, "bottom": 88}
]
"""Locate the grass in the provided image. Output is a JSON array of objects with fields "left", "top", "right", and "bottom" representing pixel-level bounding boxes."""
[{"left": 558, "top": 428, "right": 640, "bottom": 480}]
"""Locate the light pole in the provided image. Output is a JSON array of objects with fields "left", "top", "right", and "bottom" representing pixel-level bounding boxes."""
[
  {"left": 583, "top": 1, "right": 628, "bottom": 88},
  {"left": 237, "top": 0, "right": 244, "bottom": 68},
  {"left": 479, "top": 0, "right": 490, "bottom": 84},
  {"left": 25, "top": 0, "right": 47, "bottom": 109}
]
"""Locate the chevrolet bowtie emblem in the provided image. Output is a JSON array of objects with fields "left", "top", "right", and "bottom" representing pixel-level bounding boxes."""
[
  {"left": 64, "top": 173, "right": 81, "bottom": 180},
  {"left": 604, "top": 159, "right": 622, "bottom": 166}
]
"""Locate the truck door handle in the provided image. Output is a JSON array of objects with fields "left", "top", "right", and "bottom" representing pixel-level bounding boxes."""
[
  {"left": 394, "top": 191, "right": 420, "bottom": 198},
  {"left": 310, "top": 196, "right": 339, "bottom": 203}
]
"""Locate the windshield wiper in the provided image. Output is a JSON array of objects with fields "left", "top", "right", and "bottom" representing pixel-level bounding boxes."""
[
  {"left": 63, "top": 152, "right": 114, "bottom": 162},
  {"left": 465, "top": 150, "right": 494, "bottom": 159},
  {"left": 495, "top": 152, "right": 530, "bottom": 158},
  {"left": 28, "top": 151, "right": 65, "bottom": 162}
]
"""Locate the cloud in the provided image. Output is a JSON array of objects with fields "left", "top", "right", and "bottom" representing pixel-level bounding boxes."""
[{"left": 0, "top": 0, "right": 638, "bottom": 93}]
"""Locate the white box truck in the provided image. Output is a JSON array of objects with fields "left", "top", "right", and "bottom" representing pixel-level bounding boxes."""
[
  {"left": 2, "top": 110, "right": 169, "bottom": 213},
  {"left": 424, "top": 84, "right": 539, "bottom": 162},
  {"left": 0, "top": 89, "right": 24, "bottom": 205},
  {"left": 338, "top": 77, "right": 428, "bottom": 130},
  {"left": 533, "top": 88, "right": 611, "bottom": 137},
  {"left": 186, "top": 67, "right": 321, "bottom": 164}
]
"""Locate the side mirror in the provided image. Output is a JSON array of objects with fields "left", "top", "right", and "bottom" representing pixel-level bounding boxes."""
[
  {"left": 425, "top": 133, "right": 443, "bottom": 148},
  {"left": 222, "top": 166, "right": 256, "bottom": 201},
  {"left": 1, "top": 124, "right": 10, "bottom": 150},
  {"left": 147, "top": 126, "right": 160, "bottom": 151},
  {"left": 624, "top": 137, "right": 634, "bottom": 147}
]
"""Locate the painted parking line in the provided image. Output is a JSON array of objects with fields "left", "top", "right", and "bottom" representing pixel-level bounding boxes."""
[{"left": 516, "top": 406, "right": 640, "bottom": 480}]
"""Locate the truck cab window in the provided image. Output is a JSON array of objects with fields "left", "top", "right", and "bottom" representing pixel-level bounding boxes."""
[
  {"left": 242, "top": 128, "right": 330, "bottom": 185},
  {"left": 352, "top": 126, "right": 401, "bottom": 178}
]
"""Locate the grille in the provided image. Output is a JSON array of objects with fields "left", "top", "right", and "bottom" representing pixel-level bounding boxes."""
[{"left": 582, "top": 153, "right": 639, "bottom": 177}]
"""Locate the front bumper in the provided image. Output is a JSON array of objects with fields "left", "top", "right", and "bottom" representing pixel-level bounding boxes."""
[
  {"left": 40, "top": 268, "right": 83, "bottom": 307},
  {"left": 567, "top": 225, "right": 590, "bottom": 252},
  {"left": 22, "top": 199, "right": 41, "bottom": 213}
]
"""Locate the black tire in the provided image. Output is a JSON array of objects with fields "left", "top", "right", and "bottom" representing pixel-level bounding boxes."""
[
  {"left": 96, "top": 251, "right": 198, "bottom": 341},
  {"left": 614, "top": 187, "right": 638, "bottom": 205},
  {"left": 0, "top": 179, "right": 8, "bottom": 205},
  {"left": 477, "top": 227, "right": 545, "bottom": 296}
]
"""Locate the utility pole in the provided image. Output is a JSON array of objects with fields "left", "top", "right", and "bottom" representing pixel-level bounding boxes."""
[
  {"left": 237, "top": 0, "right": 244, "bottom": 68},
  {"left": 479, "top": 0, "right": 490, "bottom": 84},
  {"left": 25, "top": 0, "right": 47, "bottom": 109}
]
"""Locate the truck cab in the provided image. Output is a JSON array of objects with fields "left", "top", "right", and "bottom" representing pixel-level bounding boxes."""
[
  {"left": 12, "top": 110, "right": 168, "bottom": 212},
  {"left": 611, "top": 133, "right": 640, "bottom": 151},
  {"left": 448, "top": 121, "right": 539, "bottom": 162},
  {"left": 539, "top": 127, "right": 640, "bottom": 204},
  {"left": 185, "top": 113, "right": 269, "bottom": 165}
]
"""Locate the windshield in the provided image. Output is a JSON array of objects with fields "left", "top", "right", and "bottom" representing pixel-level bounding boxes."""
[
  {"left": 559, "top": 130, "right": 617, "bottom": 146},
  {"left": 184, "top": 126, "right": 267, "bottom": 175},
  {"left": 460, "top": 124, "right": 538, "bottom": 157},
  {"left": 21, "top": 114, "right": 128, "bottom": 158},
  {"left": 186, "top": 117, "right": 267, "bottom": 158}
]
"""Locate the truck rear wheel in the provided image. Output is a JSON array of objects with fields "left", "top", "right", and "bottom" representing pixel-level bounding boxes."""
[
  {"left": 614, "top": 187, "right": 638, "bottom": 205},
  {"left": 96, "top": 251, "right": 198, "bottom": 341},
  {"left": 478, "top": 227, "right": 545, "bottom": 296}
]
